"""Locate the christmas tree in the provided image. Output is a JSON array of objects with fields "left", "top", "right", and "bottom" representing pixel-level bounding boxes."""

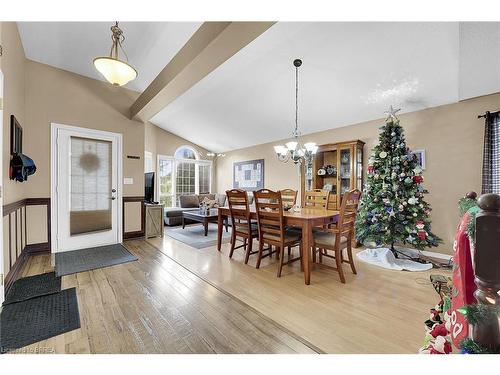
[{"left": 355, "top": 107, "right": 441, "bottom": 252}]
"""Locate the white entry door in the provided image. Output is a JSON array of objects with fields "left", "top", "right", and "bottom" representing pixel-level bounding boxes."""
[{"left": 52, "top": 124, "right": 122, "bottom": 252}]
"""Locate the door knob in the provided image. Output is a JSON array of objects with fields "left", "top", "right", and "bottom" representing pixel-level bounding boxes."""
[
  {"left": 111, "top": 188, "right": 116, "bottom": 193},
  {"left": 110, "top": 196, "right": 116, "bottom": 200}
]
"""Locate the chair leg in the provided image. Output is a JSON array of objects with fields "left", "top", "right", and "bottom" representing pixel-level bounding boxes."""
[
  {"left": 335, "top": 249, "right": 346, "bottom": 283},
  {"left": 288, "top": 246, "right": 291, "bottom": 260},
  {"left": 312, "top": 246, "right": 316, "bottom": 263},
  {"left": 346, "top": 243, "right": 357, "bottom": 275},
  {"left": 244, "top": 236, "right": 253, "bottom": 265},
  {"left": 256, "top": 240, "right": 264, "bottom": 269},
  {"left": 243, "top": 238, "right": 247, "bottom": 251},
  {"left": 319, "top": 248, "right": 323, "bottom": 263},
  {"left": 277, "top": 246, "right": 285, "bottom": 278},
  {"left": 229, "top": 232, "right": 236, "bottom": 259}
]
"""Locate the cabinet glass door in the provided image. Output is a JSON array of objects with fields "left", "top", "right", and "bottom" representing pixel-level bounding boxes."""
[
  {"left": 339, "top": 148, "right": 352, "bottom": 195},
  {"left": 356, "top": 146, "right": 363, "bottom": 190},
  {"left": 304, "top": 158, "right": 313, "bottom": 192}
]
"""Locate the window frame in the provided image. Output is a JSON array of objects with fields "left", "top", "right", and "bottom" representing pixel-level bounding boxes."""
[{"left": 157, "top": 146, "right": 212, "bottom": 208}]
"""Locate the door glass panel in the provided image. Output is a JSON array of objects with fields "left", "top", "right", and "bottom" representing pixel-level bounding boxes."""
[
  {"left": 340, "top": 149, "right": 351, "bottom": 194},
  {"left": 70, "top": 137, "right": 112, "bottom": 235}
]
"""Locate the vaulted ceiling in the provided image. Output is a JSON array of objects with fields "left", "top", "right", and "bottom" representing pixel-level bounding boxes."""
[{"left": 18, "top": 22, "right": 500, "bottom": 153}]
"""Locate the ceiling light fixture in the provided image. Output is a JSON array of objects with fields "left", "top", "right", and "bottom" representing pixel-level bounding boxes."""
[
  {"left": 94, "top": 22, "right": 137, "bottom": 86},
  {"left": 274, "top": 59, "right": 317, "bottom": 165}
]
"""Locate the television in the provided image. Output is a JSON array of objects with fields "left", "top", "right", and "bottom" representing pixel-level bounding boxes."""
[{"left": 145, "top": 172, "right": 155, "bottom": 203}]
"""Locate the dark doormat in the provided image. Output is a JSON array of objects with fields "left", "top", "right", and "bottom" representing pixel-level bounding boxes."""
[
  {"left": 0, "top": 288, "right": 80, "bottom": 353},
  {"left": 3, "top": 272, "right": 62, "bottom": 306},
  {"left": 55, "top": 243, "right": 138, "bottom": 276}
]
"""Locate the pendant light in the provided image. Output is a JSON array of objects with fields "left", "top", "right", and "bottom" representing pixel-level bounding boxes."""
[
  {"left": 94, "top": 22, "right": 137, "bottom": 86},
  {"left": 274, "top": 59, "right": 317, "bottom": 164}
]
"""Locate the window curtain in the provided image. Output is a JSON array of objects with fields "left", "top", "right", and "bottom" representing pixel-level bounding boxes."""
[{"left": 482, "top": 112, "right": 500, "bottom": 194}]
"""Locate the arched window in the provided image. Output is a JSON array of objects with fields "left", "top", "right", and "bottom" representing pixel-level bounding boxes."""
[
  {"left": 174, "top": 146, "right": 198, "bottom": 160},
  {"left": 157, "top": 146, "right": 211, "bottom": 207}
]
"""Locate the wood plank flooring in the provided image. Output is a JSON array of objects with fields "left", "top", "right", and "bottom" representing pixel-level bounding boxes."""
[
  {"left": 147, "top": 233, "right": 449, "bottom": 354},
  {"left": 13, "top": 241, "right": 317, "bottom": 354}
]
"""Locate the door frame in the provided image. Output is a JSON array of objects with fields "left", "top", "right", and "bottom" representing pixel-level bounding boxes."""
[{"left": 50, "top": 123, "right": 123, "bottom": 253}]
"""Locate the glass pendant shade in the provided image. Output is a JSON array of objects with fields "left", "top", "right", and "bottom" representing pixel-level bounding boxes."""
[
  {"left": 94, "top": 22, "right": 137, "bottom": 87},
  {"left": 286, "top": 141, "right": 298, "bottom": 151},
  {"left": 94, "top": 57, "right": 137, "bottom": 86}
]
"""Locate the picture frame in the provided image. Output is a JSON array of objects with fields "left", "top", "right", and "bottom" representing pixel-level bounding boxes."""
[
  {"left": 233, "top": 159, "right": 264, "bottom": 191},
  {"left": 10, "top": 114, "right": 23, "bottom": 155},
  {"left": 411, "top": 149, "right": 426, "bottom": 170}
]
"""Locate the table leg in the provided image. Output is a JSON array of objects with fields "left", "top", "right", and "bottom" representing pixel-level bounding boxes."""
[
  {"left": 224, "top": 217, "right": 228, "bottom": 232},
  {"left": 204, "top": 219, "right": 209, "bottom": 236},
  {"left": 217, "top": 210, "right": 223, "bottom": 251},
  {"left": 302, "top": 220, "right": 312, "bottom": 285},
  {"left": 182, "top": 216, "right": 186, "bottom": 229}
]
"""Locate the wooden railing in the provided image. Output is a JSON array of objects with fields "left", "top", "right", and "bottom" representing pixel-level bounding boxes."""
[{"left": 473, "top": 193, "right": 500, "bottom": 349}]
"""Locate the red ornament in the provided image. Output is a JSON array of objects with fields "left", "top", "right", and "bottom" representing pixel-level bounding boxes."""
[
  {"left": 368, "top": 166, "right": 374, "bottom": 174},
  {"left": 413, "top": 175, "right": 424, "bottom": 183},
  {"left": 418, "top": 231, "right": 427, "bottom": 240},
  {"left": 430, "top": 324, "right": 448, "bottom": 338}
]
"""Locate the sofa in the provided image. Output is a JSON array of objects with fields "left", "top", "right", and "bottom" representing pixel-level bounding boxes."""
[{"left": 164, "top": 193, "right": 228, "bottom": 226}]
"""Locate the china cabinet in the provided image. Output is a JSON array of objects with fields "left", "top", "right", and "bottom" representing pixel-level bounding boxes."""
[{"left": 301, "top": 140, "right": 364, "bottom": 209}]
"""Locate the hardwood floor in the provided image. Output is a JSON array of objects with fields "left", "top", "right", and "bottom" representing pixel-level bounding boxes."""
[
  {"left": 14, "top": 241, "right": 317, "bottom": 354},
  {"left": 146, "top": 232, "right": 448, "bottom": 354}
]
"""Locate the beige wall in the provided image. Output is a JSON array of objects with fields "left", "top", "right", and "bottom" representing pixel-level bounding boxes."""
[
  {"left": 25, "top": 60, "right": 145, "bottom": 198},
  {"left": 2, "top": 22, "right": 26, "bottom": 205},
  {"left": 215, "top": 94, "right": 495, "bottom": 254},
  {"left": 1, "top": 22, "right": 27, "bottom": 277},
  {"left": 144, "top": 121, "right": 210, "bottom": 168}
]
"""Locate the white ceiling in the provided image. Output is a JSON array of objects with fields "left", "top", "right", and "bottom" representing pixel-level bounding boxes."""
[
  {"left": 18, "top": 22, "right": 201, "bottom": 92},
  {"left": 18, "top": 22, "right": 500, "bottom": 153}
]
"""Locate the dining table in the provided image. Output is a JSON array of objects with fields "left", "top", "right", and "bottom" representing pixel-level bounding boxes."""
[{"left": 217, "top": 206, "right": 340, "bottom": 285}]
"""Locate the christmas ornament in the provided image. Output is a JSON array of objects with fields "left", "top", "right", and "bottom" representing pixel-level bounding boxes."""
[{"left": 379, "top": 151, "right": 387, "bottom": 159}]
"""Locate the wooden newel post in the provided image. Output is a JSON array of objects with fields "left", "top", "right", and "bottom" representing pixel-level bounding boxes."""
[{"left": 473, "top": 193, "right": 500, "bottom": 348}]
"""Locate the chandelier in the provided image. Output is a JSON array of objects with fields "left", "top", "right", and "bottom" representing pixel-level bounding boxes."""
[
  {"left": 94, "top": 22, "right": 137, "bottom": 86},
  {"left": 274, "top": 59, "right": 317, "bottom": 164}
]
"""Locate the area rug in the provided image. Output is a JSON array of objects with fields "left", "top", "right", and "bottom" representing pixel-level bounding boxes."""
[
  {"left": 55, "top": 243, "right": 138, "bottom": 276},
  {"left": 0, "top": 288, "right": 80, "bottom": 352},
  {"left": 166, "top": 224, "right": 231, "bottom": 249},
  {"left": 356, "top": 247, "right": 433, "bottom": 271},
  {"left": 3, "top": 272, "right": 61, "bottom": 306}
]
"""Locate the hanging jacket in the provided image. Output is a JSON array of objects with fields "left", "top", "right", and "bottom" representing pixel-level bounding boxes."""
[{"left": 9, "top": 153, "right": 37, "bottom": 182}]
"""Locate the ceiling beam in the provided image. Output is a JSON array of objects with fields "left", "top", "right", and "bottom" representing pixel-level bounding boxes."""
[{"left": 129, "top": 21, "right": 275, "bottom": 122}]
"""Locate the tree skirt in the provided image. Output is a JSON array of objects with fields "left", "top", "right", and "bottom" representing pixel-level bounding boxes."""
[{"left": 356, "top": 247, "right": 433, "bottom": 271}]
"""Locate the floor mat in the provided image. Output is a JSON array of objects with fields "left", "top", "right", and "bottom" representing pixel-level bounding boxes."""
[
  {"left": 55, "top": 243, "right": 138, "bottom": 276},
  {"left": 0, "top": 288, "right": 80, "bottom": 353},
  {"left": 3, "top": 272, "right": 62, "bottom": 306}
]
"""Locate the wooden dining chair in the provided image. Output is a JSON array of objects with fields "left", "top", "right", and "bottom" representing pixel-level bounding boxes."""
[
  {"left": 303, "top": 189, "right": 330, "bottom": 208},
  {"left": 253, "top": 189, "right": 303, "bottom": 277},
  {"left": 280, "top": 189, "right": 298, "bottom": 207},
  {"left": 226, "top": 189, "right": 259, "bottom": 264},
  {"left": 311, "top": 189, "right": 361, "bottom": 283}
]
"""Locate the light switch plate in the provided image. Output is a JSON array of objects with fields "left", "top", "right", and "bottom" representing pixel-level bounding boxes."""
[{"left": 124, "top": 177, "right": 134, "bottom": 185}]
